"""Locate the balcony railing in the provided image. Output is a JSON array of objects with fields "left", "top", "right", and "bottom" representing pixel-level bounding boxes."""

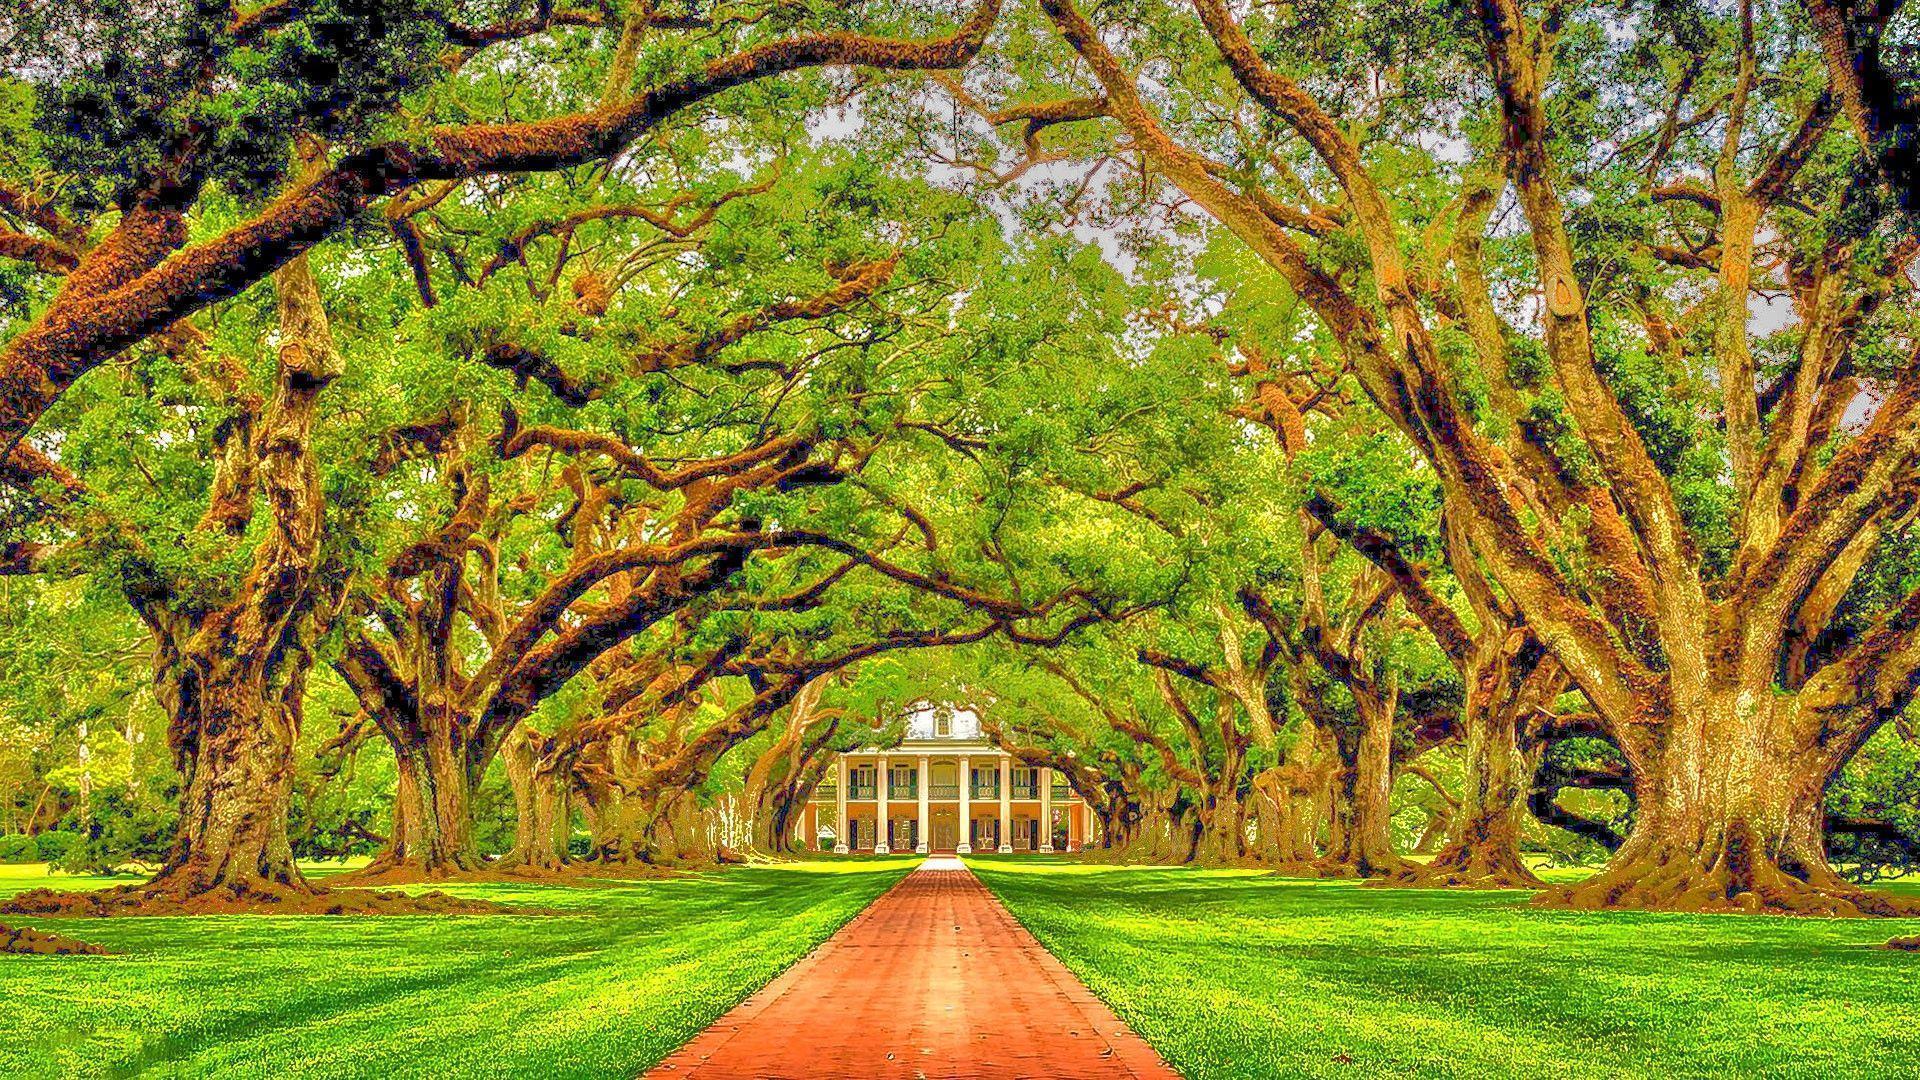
[
  {"left": 848, "top": 784, "right": 877, "bottom": 800},
  {"left": 929, "top": 783, "right": 959, "bottom": 799},
  {"left": 1011, "top": 784, "right": 1037, "bottom": 799},
  {"left": 888, "top": 783, "right": 917, "bottom": 800},
  {"left": 971, "top": 782, "right": 1000, "bottom": 799}
]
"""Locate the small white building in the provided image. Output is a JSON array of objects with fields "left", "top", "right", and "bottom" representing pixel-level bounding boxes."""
[{"left": 804, "top": 705, "right": 1092, "bottom": 854}]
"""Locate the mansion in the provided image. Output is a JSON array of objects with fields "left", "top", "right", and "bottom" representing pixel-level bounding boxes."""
[{"left": 803, "top": 707, "right": 1092, "bottom": 854}]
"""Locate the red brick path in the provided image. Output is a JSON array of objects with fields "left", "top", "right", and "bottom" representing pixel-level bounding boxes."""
[{"left": 646, "top": 857, "right": 1180, "bottom": 1079}]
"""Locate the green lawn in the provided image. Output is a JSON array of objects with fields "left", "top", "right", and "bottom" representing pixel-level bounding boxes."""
[
  {"left": 0, "top": 858, "right": 918, "bottom": 1079},
  {"left": 969, "top": 856, "right": 1920, "bottom": 1080},
  {"left": 12, "top": 856, "right": 1918, "bottom": 1080}
]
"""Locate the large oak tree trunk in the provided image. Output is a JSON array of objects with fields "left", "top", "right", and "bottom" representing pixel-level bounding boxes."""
[
  {"left": 1251, "top": 712, "right": 1337, "bottom": 874},
  {"left": 1191, "top": 782, "right": 1248, "bottom": 865},
  {"left": 1165, "top": 794, "right": 1205, "bottom": 864},
  {"left": 143, "top": 642, "right": 312, "bottom": 900},
  {"left": 1321, "top": 695, "right": 1412, "bottom": 878},
  {"left": 1409, "top": 694, "right": 1537, "bottom": 886},
  {"left": 136, "top": 242, "right": 343, "bottom": 904},
  {"left": 1395, "top": 646, "right": 1555, "bottom": 888},
  {"left": 369, "top": 721, "right": 484, "bottom": 878},
  {"left": 1120, "top": 793, "right": 1192, "bottom": 863},
  {"left": 503, "top": 730, "right": 571, "bottom": 872},
  {"left": 1252, "top": 766, "right": 1325, "bottom": 872},
  {"left": 750, "top": 803, "right": 785, "bottom": 855},
  {"left": 569, "top": 731, "right": 644, "bottom": 864},
  {"left": 642, "top": 792, "right": 721, "bottom": 864},
  {"left": 751, "top": 783, "right": 812, "bottom": 855},
  {"left": 1412, "top": 805, "right": 1451, "bottom": 854},
  {"left": 1094, "top": 786, "right": 1142, "bottom": 853},
  {"left": 1542, "top": 690, "right": 1915, "bottom": 915},
  {"left": 581, "top": 782, "right": 637, "bottom": 863}
]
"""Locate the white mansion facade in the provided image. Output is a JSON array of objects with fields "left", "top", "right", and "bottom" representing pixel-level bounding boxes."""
[{"left": 803, "top": 706, "right": 1092, "bottom": 854}]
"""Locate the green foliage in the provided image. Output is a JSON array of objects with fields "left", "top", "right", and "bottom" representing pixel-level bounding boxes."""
[
  {"left": 30, "top": 828, "right": 80, "bottom": 864},
  {"left": 6, "top": 0, "right": 454, "bottom": 205},
  {"left": 0, "top": 834, "right": 36, "bottom": 863},
  {"left": 1828, "top": 729, "right": 1920, "bottom": 884},
  {"left": 1, "top": 0, "right": 1915, "bottom": 944}
]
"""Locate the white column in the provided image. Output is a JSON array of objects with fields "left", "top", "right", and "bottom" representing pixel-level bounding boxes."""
[
  {"left": 915, "top": 754, "right": 930, "bottom": 854},
  {"left": 875, "top": 755, "right": 891, "bottom": 855},
  {"left": 833, "top": 755, "right": 849, "bottom": 854},
  {"left": 1039, "top": 766, "right": 1055, "bottom": 852},
  {"left": 956, "top": 754, "right": 973, "bottom": 854},
  {"left": 997, "top": 755, "right": 1012, "bottom": 852}
]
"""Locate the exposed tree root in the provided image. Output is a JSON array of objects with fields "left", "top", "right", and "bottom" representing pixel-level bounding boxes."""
[
  {"left": 0, "top": 879, "right": 540, "bottom": 917},
  {"left": 570, "top": 861, "right": 686, "bottom": 881},
  {"left": 1374, "top": 841, "right": 1546, "bottom": 890},
  {"left": 0, "top": 924, "right": 114, "bottom": 955},
  {"left": 1533, "top": 844, "right": 1920, "bottom": 917},
  {"left": 1260, "top": 859, "right": 1342, "bottom": 879},
  {"left": 1376, "top": 865, "right": 1544, "bottom": 890},
  {"left": 334, "top": 860, "right": 682, "bottom": 888},
  {"left": 327, "top": 849, "right": 490, "bottom": 887},
  {"left": 1886, "top": 935, "right": 1920, "bottom": 951},
  {"left": 330, "top": 860, "right": 526, "bottom": 888}
]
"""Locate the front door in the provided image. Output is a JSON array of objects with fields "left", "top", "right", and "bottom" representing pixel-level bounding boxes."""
[{"left": 933, "top": 811, "right": 958, "bottom": 852}]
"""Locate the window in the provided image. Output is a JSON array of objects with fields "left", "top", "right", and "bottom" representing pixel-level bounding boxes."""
[
  {"left": 935, "top": 713, "right": 952, "bottom": 737},
  {"left": 1012, "top": 768, "right": 1038, "bottom": 799},
  {"left": 972, "top": 766, "right": 998, "bottom": 798}
]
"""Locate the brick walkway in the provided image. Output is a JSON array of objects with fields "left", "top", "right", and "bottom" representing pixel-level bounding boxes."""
[{"left": 646, "top": 857, "right": 1179, "bottom": 1079}]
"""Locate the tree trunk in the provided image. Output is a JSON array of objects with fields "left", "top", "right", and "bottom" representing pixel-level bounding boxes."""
[
  {"left": 1394, "top": 646, "right": 1551, "bottom": 888},
  {"left": 1252, "top": 766, "right": 1327, "bottom": 872},
  {"left": 503, "top": 730, "right": 570, "bottom": 871},
  {"left": 141, "top": 646, "right": 312, "bottom": 900},
  {"left": 571, "top": 732, "right": 643, "bottom": 863},
  {"left": 368, "top": 722, "right": 483, "bottom": 878},
  {"left": 749, "top": 788, "right": 784, "bottom": 854},
  {"left": 1321, "top": 694, "right": 1411, "bottom": 878},
  {"left": 1414, "top": 695, "right": 1539, "bottom": 886},
  {"left": 643, "top": 793, "right": 720, "bottom": 864},
  {"left": 1159, "top": 793, "right": 1204, "bottom": 864},
  {"left": 1251, "top": 711, "right": 1335, "bottom": 873},
  {"left": 1190, "top": 782, "right": 1246, "bottom": 865},
  {"left": 129, "top": 239, "right": 342, "bottom": 904},
  {"left": 582, "top": 783, "right": 636, "bottom": 863},
  {"left": 1412, "top": 805, "right": 1451, "bottom": 854},
  {"left": 1540, "top": 690, "right": 1916, "bottom": 915},
  {"left": 1095, "top": 791, "right": 1138, "bottom": 852}
]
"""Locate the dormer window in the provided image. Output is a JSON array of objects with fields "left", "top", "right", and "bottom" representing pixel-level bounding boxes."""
[{"left": 935, "top": 713, "right": 952, "bottom": 737}]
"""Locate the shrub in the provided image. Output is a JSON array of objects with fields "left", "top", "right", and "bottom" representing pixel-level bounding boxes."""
[
  {"left": 0, "top": 834, "right": 38, "bottom": 863},
  {"left": 55, "top": 836, "right": 134, "bottom": 876},
  {"left": 32, "top": 829, "right": 82, "bottom": 864}
]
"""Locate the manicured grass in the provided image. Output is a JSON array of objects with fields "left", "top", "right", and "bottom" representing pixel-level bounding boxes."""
[
  {"left": 969, "top": 856, "right": 1920, "bottom": 1080},
  {"left": 0, "top": 857, "right": 918, "bottom": 1079}
]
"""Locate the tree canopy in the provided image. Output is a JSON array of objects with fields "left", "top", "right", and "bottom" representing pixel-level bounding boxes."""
[{"left": 3, "top": 0, "right": 1920, "bottom": 919}]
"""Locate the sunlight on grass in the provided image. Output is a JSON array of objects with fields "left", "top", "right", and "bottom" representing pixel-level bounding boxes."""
[
  {"left": 969, "top": 856, "right": 1920, "bottom": 1080},
  {"left": 0, "top": 859, "right": 915, "bottom": 1079}
]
